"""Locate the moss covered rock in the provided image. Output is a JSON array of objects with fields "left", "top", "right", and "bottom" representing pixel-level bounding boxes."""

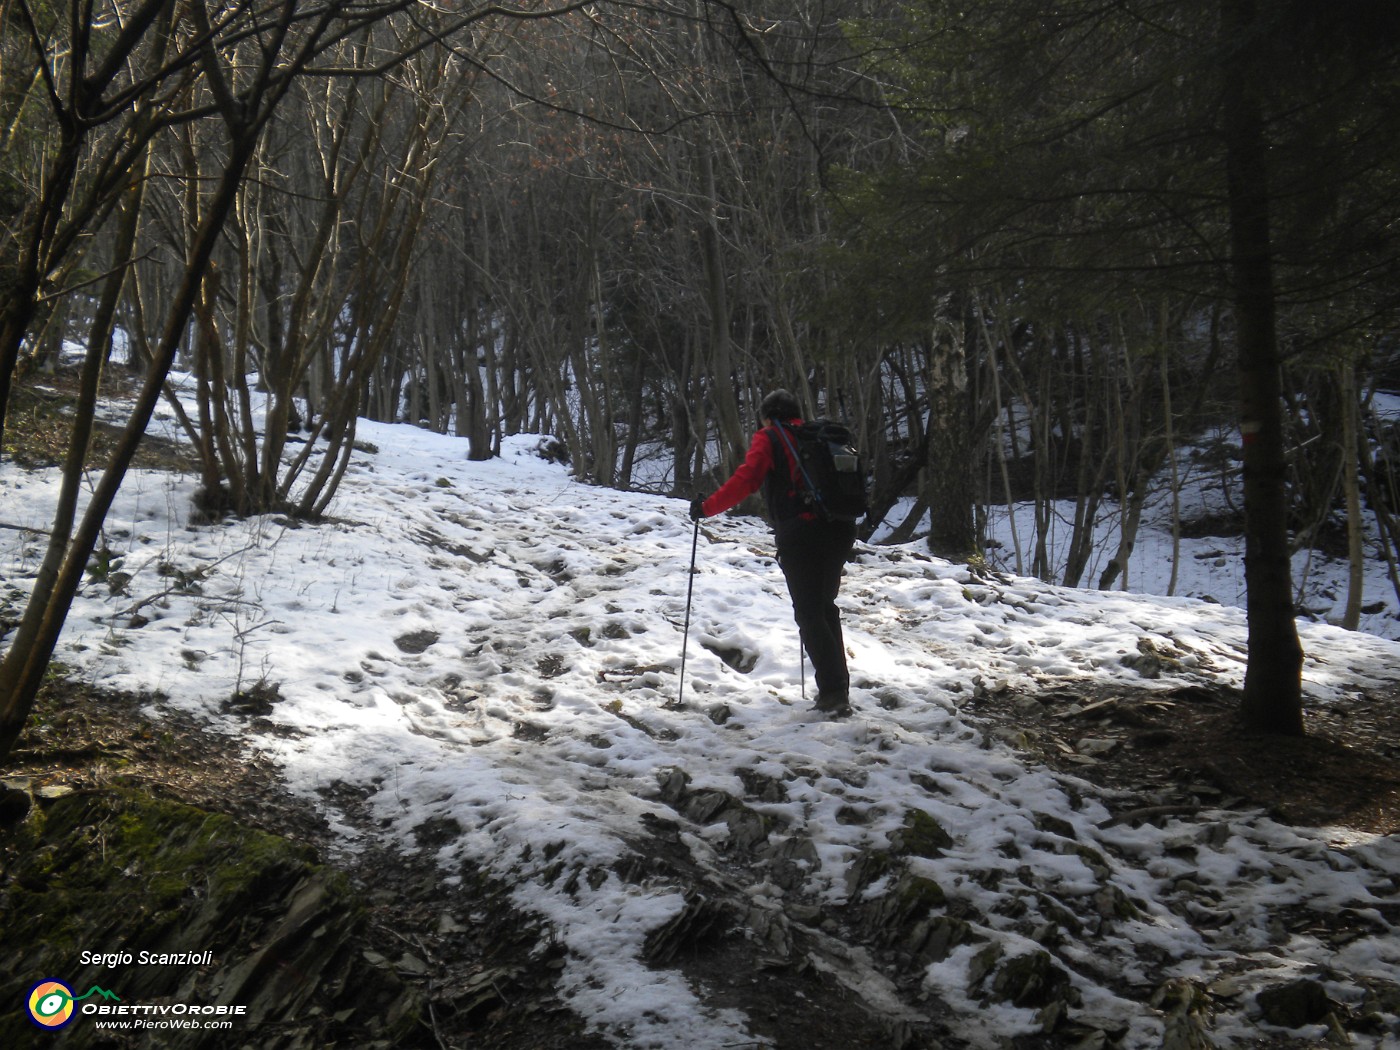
[{"left": 0, "top": 787, "right": 423, "bottom": 1048}]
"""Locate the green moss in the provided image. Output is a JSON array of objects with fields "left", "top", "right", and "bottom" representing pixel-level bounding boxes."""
[
  {"left": 989, "top": 950, "right": 1071, "bottom": 1008},
  {"left": 890, "top": 808, "right": 954, "bottom": 858},
  {"left": 0, "top": 784, "right": 409, "bottom": 1049},
  {"left": 1, "top": 788, "right": 325, "bottom": 976},
  {"left": 895, "top": 872, "right": 947, "bottom": 911}
]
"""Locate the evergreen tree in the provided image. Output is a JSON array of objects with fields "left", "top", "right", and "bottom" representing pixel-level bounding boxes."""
[{"left": 835, "top": 0, "right": 1400, "bottom": 734}]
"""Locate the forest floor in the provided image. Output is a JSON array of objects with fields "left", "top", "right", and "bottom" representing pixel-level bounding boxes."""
[
  {"left": 7, "top": 673, "right": 1399, "bottom": 1049},
  {"left": 969, "top": 678, "right": 1400, "bottom": 838},
  {"left": 5, "top": 371, "right": 1400, "bottom": 1046}
]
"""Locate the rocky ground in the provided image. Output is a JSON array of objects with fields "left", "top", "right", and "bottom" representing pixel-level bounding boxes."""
[{"left": 3, "top": 674, "right": 1398, "bottom": 1048}]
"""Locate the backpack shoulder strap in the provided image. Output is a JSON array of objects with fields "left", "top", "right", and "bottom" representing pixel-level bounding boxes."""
[{"left": 772, "top": 420, "right": 820, "bottom": 500}]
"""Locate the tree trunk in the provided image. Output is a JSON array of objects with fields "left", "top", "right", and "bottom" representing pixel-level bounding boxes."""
[
  {"left": 1340, "top": 360, "right": 1364, "bottom": 630},
  {"left": 979, "top": 304, "right": 1024, "bottom": 573},
  {"left": 697, "top": 144, "right": 744, "bottom": 467},
  {"left": 923, "top": 312, "right": 977, "bottom": 560},
  {"left": 1221, "top": 0, "right": 1304, "bottom": 735},
  {"left": 1160, "top": 318, "right": 1182, "bottom": 597},
  {"left": 0, "top": 132, "right": 259, "bottom": 763},
  {"left": 1064, "top": 334, "right": 1104, "bottom": 588}
]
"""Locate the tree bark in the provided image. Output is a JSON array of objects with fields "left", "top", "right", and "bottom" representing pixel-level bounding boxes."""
[
  {"left": 923, "top": 310, "right": 977, "bottom": 560},
  {"left": 1221, "top": 0, "right": 1304, "bottom": 735},
  {"left": 1340, "top": 360, "right": 1364, "bottom": 630}
]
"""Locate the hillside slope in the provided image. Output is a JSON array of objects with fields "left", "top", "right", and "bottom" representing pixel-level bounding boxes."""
[{"left": 3, "top": 404, "right": 1400, "bottom": 1048}]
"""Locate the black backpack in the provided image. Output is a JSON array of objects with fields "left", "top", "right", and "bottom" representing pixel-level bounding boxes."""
[{"left": 766, "top": 419, "right": 869, "bottom": 523}]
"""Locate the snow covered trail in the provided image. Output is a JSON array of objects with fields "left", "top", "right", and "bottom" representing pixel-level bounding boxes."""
[{"left": 6, "top": 418, "right": 1400, "bottom": 1048}]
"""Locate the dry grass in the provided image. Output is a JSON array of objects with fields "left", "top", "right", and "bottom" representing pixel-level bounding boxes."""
[{"left": 3, "top": 366, "right": 198, "bottom": 473}]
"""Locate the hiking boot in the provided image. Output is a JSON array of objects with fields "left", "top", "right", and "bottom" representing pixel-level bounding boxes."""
[{"left": 814, "top": 691, "right": 852, "bottom": 717}]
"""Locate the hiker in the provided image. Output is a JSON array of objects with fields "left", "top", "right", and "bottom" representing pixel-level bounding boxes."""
[{"left": 689, "top": 389, "right": 857, "bottom": 716}]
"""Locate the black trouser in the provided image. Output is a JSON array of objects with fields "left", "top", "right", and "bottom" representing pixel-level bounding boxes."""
[{"left": 775, "top": 518, "right": 857, "bottom": 697}]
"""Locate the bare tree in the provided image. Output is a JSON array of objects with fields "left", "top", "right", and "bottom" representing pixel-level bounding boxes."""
[{"left": 0, "top": 0, "right": 667, "bottom": 763}]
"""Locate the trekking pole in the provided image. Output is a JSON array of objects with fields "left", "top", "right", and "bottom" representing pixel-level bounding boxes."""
[{"left": 677, "top": 517, "right": 700, "bottom": 706}]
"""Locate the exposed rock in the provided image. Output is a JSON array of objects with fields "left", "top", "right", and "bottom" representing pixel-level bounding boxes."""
[
  {"left": 888, "top": 808, "right": 953, "bottom": 858},
  {"left": 1254, "top": 977, "right": 1335, "bottom": 1029},
  {"left": 986, "top": 949, "right": 1074, "bottom": 1009},
  {"left": 394, "top": 629, "right": 440, "bottom": 654},
  {"left": 0, "top": 784, "right": 31, "bottom": 828},
  {"left": 1154, "top": 978, "right": 1217, "bottom": 1050}
]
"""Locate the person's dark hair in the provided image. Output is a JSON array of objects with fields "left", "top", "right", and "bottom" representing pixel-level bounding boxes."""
[{"left": 760, "top": 389, "right": 801, "bottom": 422}]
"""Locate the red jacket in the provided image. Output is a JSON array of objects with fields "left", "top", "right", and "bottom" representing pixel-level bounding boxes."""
[{"left": 702, "top": 421, "right": 803, "bottom": 518}]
